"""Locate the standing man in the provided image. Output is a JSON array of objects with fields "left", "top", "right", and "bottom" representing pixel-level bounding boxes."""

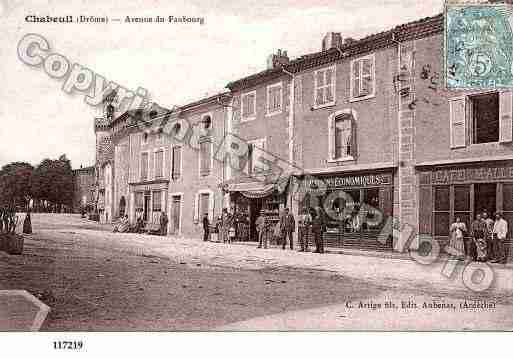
[
  {"left": 160, "top": 211, "right": 168, "bottom": 236},
  {"left": 256, "top": 210, "right": 267, "bottom": 249},
  {"left": 202, "top": 213, "right": 210, "bottom": 242},
  {"left": 312, "top": 207, "right": 325, "bottom": 254},
  {"left": 470, "top": 213, "right": 486, "bottom": 261},
  {"left": 280, "top": 208, "right": 295, "bottom": 250},
  {"left": 298, "top": 208, "right": 312, "bottom": 252},
  {"left": 492, "top": 212, "right": 508, "bottom": 264},
  {"left": 482, "top": 211, "right": 494, "bottom": 260}
]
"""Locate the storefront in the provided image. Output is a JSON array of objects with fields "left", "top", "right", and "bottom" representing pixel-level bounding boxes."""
[
  {"left": 224, "top": 180, "right": 287, "bottom": 242},
  {"left": 298, "top": 171, "right": 394, "bottom": 250},
  {"left": 418, "top": 161, "right": 513, "bottom": 247},
  {"left": 129, "top": 179, "right": 169, "bottom": 225}
]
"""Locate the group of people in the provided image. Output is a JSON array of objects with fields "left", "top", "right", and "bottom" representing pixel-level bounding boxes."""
[
  {"left": 254, "top": 206, "right": 326, "bottom": 254},
  {"left": 449, "top": 211, "right": 508, "bottom": 263},
  {"left": 113, "top": 211, "right": 169, "bottom": 236}
]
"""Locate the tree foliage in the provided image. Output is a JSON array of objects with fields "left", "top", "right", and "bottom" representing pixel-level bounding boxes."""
[
  {"left": 31, "top": 154, "right": 74, "bottom": 207},
  {"left": 0, "top": 162, "right": 33, "bottom": 208}
]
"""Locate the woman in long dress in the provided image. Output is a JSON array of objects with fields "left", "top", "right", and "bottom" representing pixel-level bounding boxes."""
[{"left": 449, "top": 217, "right": 466, "bottom": 259}]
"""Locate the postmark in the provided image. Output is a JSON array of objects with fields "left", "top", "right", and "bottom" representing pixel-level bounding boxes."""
[{"left": 445, "top": 2, "right": 513, "bottom": 89}]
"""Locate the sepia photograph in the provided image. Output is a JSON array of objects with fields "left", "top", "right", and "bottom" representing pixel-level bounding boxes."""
[{"left": 1, "top": 0, "right": 513, "bottom": 355}]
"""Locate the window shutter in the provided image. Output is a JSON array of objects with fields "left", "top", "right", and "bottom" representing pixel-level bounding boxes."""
[
  {"left": 499, "top": 90, "right": 513, "bottom": 143},
  {"left": 350, "top": 116, "right": 357, "bottom": 158},
  {"left": 315, "top": 71, "right": 324, "bottom": 105},
  {"left": 449, "top": 97, "right": 466, "bottom": 148},
  {"left": 294, "top": 75, "right": 303, "bottom": 104},
  {"left": 329, "top": 117, "right": 335, "bottom": 159},
  {"left": 193, "top": 193, "right": 198, "bottom": 223},
  {"left": 352, "top": 60, "right": 360, "bottom": 98},
  {"left": 361, "top": 59, "right": 373, "bottom": 96}
]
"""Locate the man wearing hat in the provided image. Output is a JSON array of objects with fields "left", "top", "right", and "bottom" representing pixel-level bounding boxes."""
[
  {"left": 280, "top": 208, "right": 296, "bottom": 250},
  {"left": 492, "top": 212, "right": 508, "bottom": 263},
  {"left": 256, "top": 210, "right": 267, "bottom": 249}
]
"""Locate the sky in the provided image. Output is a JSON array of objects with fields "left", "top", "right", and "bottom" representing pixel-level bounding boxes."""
[{"left": 0, "top": 0, "right": 443, "bottom": 169}]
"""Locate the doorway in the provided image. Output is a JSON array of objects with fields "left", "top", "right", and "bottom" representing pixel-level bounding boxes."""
[
  {"left": 249, "top": 198, "right": 263, "bottom": 241},
  {"left": 474, "top": 183, "right": 496, "bottom": 216},
  {"left": 171, "top": 195, "right": 181, "bottom": 235},
  {"left": 143, "top": 192, "right": 151, "bottom": 221}
]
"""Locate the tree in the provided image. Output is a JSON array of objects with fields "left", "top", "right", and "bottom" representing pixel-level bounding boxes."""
[
  {"left": 31, "top": 154, "right": 74, "bottom": 211},
  {"left": 0, "top": 162, "right": 34, "bottom": 209}
]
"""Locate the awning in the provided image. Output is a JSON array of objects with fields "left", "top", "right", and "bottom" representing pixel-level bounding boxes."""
[{"left": 222, "top": 176, "right": 291, "bottom": 199}]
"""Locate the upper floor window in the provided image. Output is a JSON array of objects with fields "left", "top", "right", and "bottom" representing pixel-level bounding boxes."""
[
  {"left": 141, "top": 152, "right": 149, "bottom": 180},
  {"left": 329, "top": 112, "right": 356, "bottom": 161},
  {"left": 154, "top": 149, "right": 164, "bottom": 179},
  {"left": 350, "top": 54, "right": 375, "bottom": 101},
  {"left": 171, "top": 145, "right": 182, "bottom": 180},
  {"left": 266, "top": 82, "right": 282, "bottom": 115},
  {"left": 450, "top": 90, "right": 512, "bottom": 148},
  {"left": 142, "top": 132, "right": 149, "bottom": 145},
  {"left": 199, "top": 140, "right": 212, "bottom": 177},
  {"left": 241, "top": 91, "right": 256, "bottom": 121},
  {"left": 246, "top": 138, "right": 266, "bottom": 176},
  {"left": 314, "top": 66, "right": 335, "bottom": 108}
]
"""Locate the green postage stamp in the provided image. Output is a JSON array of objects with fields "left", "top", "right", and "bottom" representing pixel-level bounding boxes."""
[{"left": 445, "top": 1, "right": 513, "bottom": 89}]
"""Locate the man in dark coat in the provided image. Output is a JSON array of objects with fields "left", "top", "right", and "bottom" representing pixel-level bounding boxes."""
[
  {"left": 312, "top": 207, "right": 325, "bottom": 253},
  {"left": 280, "top": 208, "right": 295, "bottom": 250},
  {"left": 160, "top": 211, "right": 169, "bottom": 236},
  {"left": 469, "top": 213, "right": 485, "bottom": 261},
  {"left": 202, "top": 213, "right": 210, "bottom": 241}
]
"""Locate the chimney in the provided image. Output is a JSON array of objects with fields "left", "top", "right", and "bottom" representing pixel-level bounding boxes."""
[
  {"left": 267, "top": 49, "right": 289, "bottom": 69},
  {"left": 322, "top": 32, "right": 343, "bottom": 51}
]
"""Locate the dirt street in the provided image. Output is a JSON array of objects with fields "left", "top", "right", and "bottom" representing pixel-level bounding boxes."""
[{"left": 1, "top": 214, "right": 512, "bottom": 331}]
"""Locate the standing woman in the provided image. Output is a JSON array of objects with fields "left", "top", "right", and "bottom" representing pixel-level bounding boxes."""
[{"left": 449, "top": 217, "right": 466, "bottom": 259}]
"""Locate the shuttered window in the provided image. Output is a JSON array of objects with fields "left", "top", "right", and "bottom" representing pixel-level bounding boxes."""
[
  {"left": 200, "top": 141, "right": 212, "bottom": 177},
  {"left": 351, "top": 55, "right": 375, "bottom": 100},
  {"left": 241, "top": 91, "right": 256, "bottom": 120},
  {"left": 314, "top": 66, "right": 335, "bottom": 106},
  {"left": 172, "top": 146, "right": 182, "bottom": 180},
  {"left": 140, "top": 152, "right": 149, "bottom": 180},
  {"left": 499, "top": 90, "right": 513, "bottom": 143},
  {"left": 267, "top": 82, "right": 282, "bottom": 114},
  {"left": 154, "top": 150, "right": 164, "bottom": 178},
  {"left": 449, "top": 97, "right": 466, "bottom": 148}
]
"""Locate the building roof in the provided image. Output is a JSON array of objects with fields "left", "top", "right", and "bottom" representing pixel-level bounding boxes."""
[{"left": 227, "top": 13, "right": 443, "bottom": 91}]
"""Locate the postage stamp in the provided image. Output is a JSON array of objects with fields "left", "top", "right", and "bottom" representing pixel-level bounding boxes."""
[{"left": 445, "top": 2, "right": 513, "bottom": 89}]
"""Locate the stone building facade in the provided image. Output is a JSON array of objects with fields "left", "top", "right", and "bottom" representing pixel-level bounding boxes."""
[
  {"left": 72, "top": 165, "right": 95, "bottom": 213},
  {"left": 89, "top": 13, "right": 513, "bottom": 253}
]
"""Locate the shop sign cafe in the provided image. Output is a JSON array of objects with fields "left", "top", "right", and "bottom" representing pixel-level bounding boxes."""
[{"left": 431, "top": 165, "right": 513, "bottom": 184}]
